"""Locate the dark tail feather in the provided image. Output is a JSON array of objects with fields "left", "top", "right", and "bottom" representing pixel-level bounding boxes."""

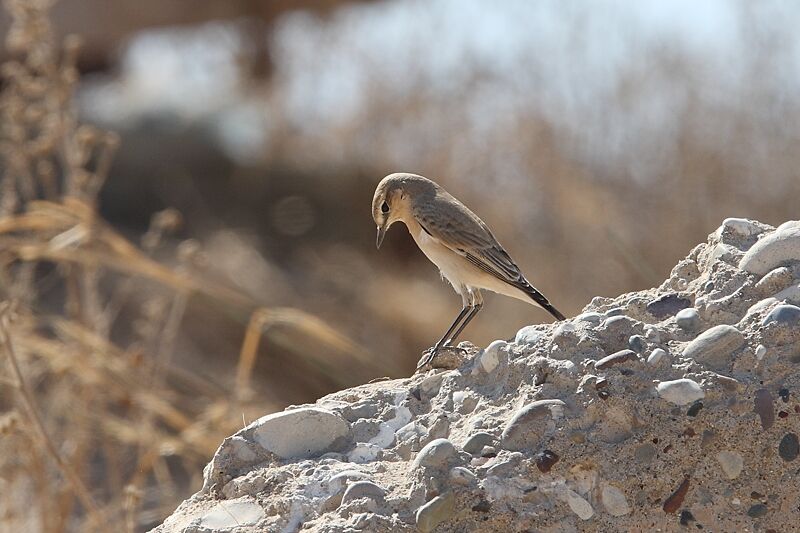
[{"left": 521, "top": 281, "right": 566, "bottom": 321}]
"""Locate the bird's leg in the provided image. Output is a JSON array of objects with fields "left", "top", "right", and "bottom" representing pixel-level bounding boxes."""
[
  {"left": 445, "top": 289, "right": 483, "bottom": 347},
  {"left": 418, "top": 305, "right": 471, "bottom": 368}
]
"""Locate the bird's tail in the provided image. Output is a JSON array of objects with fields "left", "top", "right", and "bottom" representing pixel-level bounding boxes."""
[{"left": 520, "top": 279, "right": 566, "bottom": 321}]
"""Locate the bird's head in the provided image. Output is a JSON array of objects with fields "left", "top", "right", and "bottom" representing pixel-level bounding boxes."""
[{"left": 372, "top": 172, "right": 434, "bottom": 249}]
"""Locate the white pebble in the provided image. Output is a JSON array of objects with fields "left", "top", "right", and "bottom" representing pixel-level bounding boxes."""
[
  {"left": 755, "top": 344, "right": 766, "bottom": 361},
  {"left": 647, "top": 348, "right": 666, "bottom": 366},
  {"left": 716, "top": 451, "right": 744, "bottom": 479},
  {"left": 656, "top": 379, "right": 705, "bottom": 406}
]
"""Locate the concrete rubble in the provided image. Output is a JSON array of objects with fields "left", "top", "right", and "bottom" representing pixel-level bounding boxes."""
[{"left": 154, "top": 218, "right": 800, "bottom": 532}]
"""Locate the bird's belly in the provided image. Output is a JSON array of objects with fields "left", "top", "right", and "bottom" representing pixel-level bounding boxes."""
[{"left": 411, "top": 225, "right": 530, "bottom": 301}]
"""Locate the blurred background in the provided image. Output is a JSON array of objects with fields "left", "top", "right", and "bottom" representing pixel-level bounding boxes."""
[{"left": 1, "top": 0, "right": 800, "bottom": 530}]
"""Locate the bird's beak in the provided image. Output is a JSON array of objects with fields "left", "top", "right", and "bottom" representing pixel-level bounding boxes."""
[{"left": 376, "top": 225, "right": 387, "bottom": 249}]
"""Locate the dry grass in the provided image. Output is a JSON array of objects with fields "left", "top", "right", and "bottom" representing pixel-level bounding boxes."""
[{"left": 0, "top": 1, "right": 367, "bottom": 530}]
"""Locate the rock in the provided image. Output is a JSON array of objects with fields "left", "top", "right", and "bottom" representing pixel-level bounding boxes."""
[
  {"left": 601, "top": 484, "right": 631, "bottom": 516},
  {"left": 462, "top": 432, "right": 496, "bottom": 455},
  {"left": 739, "top": 224, "right": 800, "bottom": 275},
  {"left": 340, "top": 481, "right": 386, "bottom": 507},
  {"left": 715, "top": 451, "right": 744, "bottom": 479},
  {"left": 249, "top": 408, "right": 350, "bottom": 460},
  {"left": 478, "top": 340, "right": 506, "bottom": 373},
  {"left": 416, "top": 492, "right": 456, "bottom": 532},
  {"left": 595, "top": 349, "right": 637, "bottom": 370},
  {"left": 501, "top": 400, "right": 566, "bottom": 451},
  {"left": 449, "top": 466, "right": 477, "bottom": 486},
  {"left": 663, "top": 476, "right": 690, "bottom": 514},
  {"left": 755, "top": 344, "right": 767, "bottom": 360},
  {"left": 718, "top": 217, "right": 764, "bottom": 238},
  {"left": 774, "top": 283, "right": 800, "bottom": 305},
  {"left": 198, "top": 498, "right": 265, "bottom": 529},
  {"left": 675, "top": 308, "right": 700, "bottom": 330},
  {"left": 628, "top": 335, "right": 646, "bottom": 353},
  {"left": 647, "top": 293, "right": 692, "bottom": 318},
  {"left": 647, "top": 348, "right": 666, "bottom": 366},
  {"left": 754, "top": 389, "right": 775, "bottom": 430},
  {"left": 563, "top": 489, "right": 594, "bottom": 520},
  {"left": 761, "top": 304, "right": 800, "bottom": 326},
  {"left": 534, "top": 449, "right": 559, "bottom": 473},
  {"left": 681, "top": 325, "right": 745, "bottom": 369},
  {"left": 778, "top": 433, "right": 799, "bottom": 461},
  {"left": 755, "top": 266, "right": 793, "bottom": 293},
  {"left": 747, "top": 504, "right": 768, "bottom": 518},
  {"left": 656, "top": 379, "right": 704, "bottom": 406},
  {"left": 515, "top": 325, "right": 542, "bottom": 346},
  {"left": 412, "top": 438, "right": 457, "bottom": 469}
]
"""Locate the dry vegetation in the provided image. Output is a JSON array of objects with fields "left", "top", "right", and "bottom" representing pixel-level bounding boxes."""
[{"left": 0, "top": 1, "right": 369, "bottom": 530}]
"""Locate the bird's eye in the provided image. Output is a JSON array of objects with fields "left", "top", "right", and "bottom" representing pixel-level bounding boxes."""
[{"left": 381, "top": 201, "right": 389, "bottom": 214}]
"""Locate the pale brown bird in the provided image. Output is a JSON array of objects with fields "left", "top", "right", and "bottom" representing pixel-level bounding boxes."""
[{"left": 372, "top": 172, "right": 565, "bottom": 368}]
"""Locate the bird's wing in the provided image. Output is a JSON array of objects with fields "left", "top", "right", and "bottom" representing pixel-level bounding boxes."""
[{"left": 414, "top": 194, "right": 527, "bottom": 287}]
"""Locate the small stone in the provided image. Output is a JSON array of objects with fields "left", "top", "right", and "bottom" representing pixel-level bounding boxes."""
[
  {"left": 199, "top": 498, "right": 265, "bottom": 529},
  {"left": 564, "top": 489, "right": 594, "bottom": 520},
  {"left": 647, "top": 348, "right": 666, "bottom": 366},
  {"left": 718, "top": 217, "right": 764, "bottom": 238},
  {"left": 449, "top": 466, "right": 477, "bottom": 486},
  {"left": 755, "top": 344, "right": 767, "bottom": 360},
  {"left": 605, "top": 307, "right": 626, "bottom": 317},
  {"left": 675, "top": 308, "right": 700, "bottom": 330},
  {"left": 478, "top": 340, "right": 506, "bottom": 373},
  {"left": 778, "top": 388, "right": 790, "bottom": 402},
  {"left": 413, "top": 438, "right": 457, "bottom": 469},
  {"left": 416, "top": 492, "right": 456, "bottom": 533},
  {"left": 515, "top": 325, "right": 542, "bottom": 346},
  {"left": 687, "top": 401, "right": 703, "bottom": 417},
  {"left": 647, "top": 293, "right": 691, "bottom": 318},
  {"left": 682, "top": 325, "right": 745, "bottom": 369},
  {"left": 754, "top": 389, "right": 775, "bottom": 430},
  {"left": 739, "top": 224, "right": 800, "bottom": 276},
  {"left": 463, "top": 432, "right": 496, "bottom": 455},
  {"left": 755, "top": 266, "right": 793, "bottom": 292},
  {"left": 501, "top": 400, "right": 566, "bottom": 451},
  {"left": 644, "top": 327, "right": 661, "bottom": 342},
  {"left": 595, "top": 349, "right": 637, "bottom": 370},
  {"left": 250, "top": 408, "right": 350, "bottom": 459},
  {"left": 778, "top": 433, "right": 799, "bottom": 461},
  {"left": 716, "top": 451, "right": 744, "bottom": 479},
  {"left": 657, "top": 379, "right": 705, "bottom": 406},
  {"left": 534, "top": 449, "right": 560, "bottom": 473},
  {"left": 601, "top": 484, "right": 630, "bottom": 516},
  {"left": 340, "top": 481, "right": 386, "bottom": 507},
  {"left": 663, "top": 475, "right": 690, "bottom": 514},
  {"left": 679, "top": 510, "right": 695, "bottom": 526},
  {"left": 634, "top": 443, "right": 656, "bottom": 464},
  {"left": 761, "top": 304, "right": 800, "bottom": 327},
  {"left": 628, "top": 335, "right": 646, "bottom": 353},
  {"left": 747, "top": 503, "right": 768, "bottom": 518}
]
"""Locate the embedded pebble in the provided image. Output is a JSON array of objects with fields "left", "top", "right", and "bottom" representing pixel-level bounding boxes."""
[
  {"left": 634, "top": 443, "right": 656, "bottom": 464},
  {"left": 778, "top": 433, "right": 799, "bottom": 461},
  {"left": 754, "top": 389, "right": 775, "bottom": 430},
  {"left": 761, "top": 304, "right": 800, "bottom": 326},
  {"left": 595, "top": 349, "right": 637, "bottom": 370},
  {"left": 449, "top": 466, "right": 477, "bottom": 486},
  {"left": 563, "top": 489, "right": 594, "bottom": 520},
  {"left": 601, "top": 484, "right": 631, "bottom": 516},
  {"left": 416, "top": 492, "right": 456, "bottom": 532},
  {"left": 681, "top": 325, "right": 745, "bottom": 369},
  {"left": 462, "top": 432, "right": 496, "bottom": 455},
  {"left": 646, "top": 293, "right": 691, "bottom": 318},
  {"left": 628, "top": 335, "right": 646, "bottom": 353},
  {"left": 773, "top": 283, "right": 800, "bottom": 305},
  {"left": 663, "top": 476, "right": 690, "bottom": 513},
  {"left": 198, "top": 498, "right": 265, "bottom": 529},
  {"left": 739, "top": 224, "right": 800, "bottom": 275},
  {"left": 250, "top": 408, "right": 350, "bottom": 459},
  {"left": 656, "top": 379, "right": 704, "bottom": 406},
  {"left": 478, "top": 340, "right": 506, "bottom": 373},
  {"left": 718, "top": 217, "right": 763, "bottom": 238},
  {"left": 412, "top": 438, "right": 457, "bottom": 469},
  {"left": 501, "top": 400, "right": 566, "bottom": 451},
  {"left": 747, "top": 503, "right": 768, "bottom": 518},
  {"left": 340, "top": 481, "right": 386, "bottom": 507},
  {"left": 755, "top": 344, "right": 766, "bottom": 360},
  {"left": 675, "top": 308, "right": 700, "bottom": 330},
  {"left": 534, "top": 449, "right": 559, "bottom": 473},
  {"left": 715, "top": 451, "right": 744, "bottom": 479},
  {"left": 515, "top": 325, "right": 542, "bottom": 346},
  {"left": 647, "top": 348, "right": 666, "bottom": 366},
  {"left": 755, "top": 266, "right": 793, "bottom": 292}
]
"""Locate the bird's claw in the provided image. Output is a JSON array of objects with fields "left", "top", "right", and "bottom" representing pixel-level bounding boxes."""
[{"left": 416, "top": 344, "right": 466, "bottom": 370}]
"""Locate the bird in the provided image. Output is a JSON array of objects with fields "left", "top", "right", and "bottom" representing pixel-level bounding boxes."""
[{"left": 372, "top": 172, "right": 566, "bottom": 368}]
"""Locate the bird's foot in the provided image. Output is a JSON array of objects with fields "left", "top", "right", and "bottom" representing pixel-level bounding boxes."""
[{"left": 416, "top": 344, "right": 467, "bottom": 371}]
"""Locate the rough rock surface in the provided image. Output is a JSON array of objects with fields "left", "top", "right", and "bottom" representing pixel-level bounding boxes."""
[{"left": 154, "top": 218, "right": 800, "bottom": 532}]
